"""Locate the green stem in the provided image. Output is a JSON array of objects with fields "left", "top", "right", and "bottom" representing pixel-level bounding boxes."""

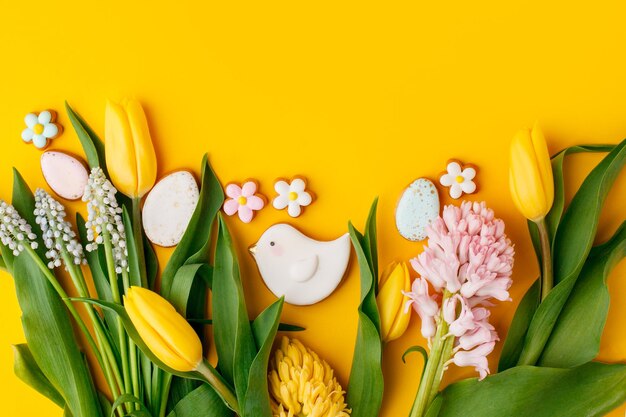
[
  {"left": 121, "top": 269, "right": 141, "bottom": 408},
  {"left": 132, "top": 197, "right": 148, "bottom": 288},
  {"left": 409, "top": 291, "right": 454, "bottom": 417},
  {"left": 157, "top": 373, "right": 173, "bottom": 417},
  {"left": 537, "top": 218, "right": 553, "bottom": 301},
  {"left": 196, "top": 360, "right": 240, "bottom": 414}
]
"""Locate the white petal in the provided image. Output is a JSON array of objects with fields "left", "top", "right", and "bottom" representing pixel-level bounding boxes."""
[
  {"left": 446, "top": 162, "right": 462, "bottom": 176},
  {"left": 449, "top": 183, "right": 462, "bottom": 199},
  {"left": 297, "top": 192, "right": 312, "bottom": 206},
  {"left": 38, "top": 111, "right": 52, "bottom": 124},
  {"left": 24, "top": 113, "right": 38, "bottom": 128},
  {"left": 460, "top": 180, "right": 476, "bottom": 194},
  {"left": 274, "top": 180, "right": 290, "bottom": 195},
  {"left": 462, "top": 167, "right": 476, "bottom": 181},
  {"left": 439, "top": 174, "right": 454, "bottom": 186},
  {"left": 43, "top": 123, "right": 59, "bottom": 138},
  {"left": 287, "top": 201, "right": 302, "bottom": 217},
  {"left": 32, "top": 135, "right": 48, "bottom": 149},
  {"left": 290, "top": 178, "right": 306, "bottom": 192},
  {"left": 21, "top": 128, "right": 34, "bottom": 141},
  {"left": 273, "top": 195, "right": 289, "bottom": 210}
]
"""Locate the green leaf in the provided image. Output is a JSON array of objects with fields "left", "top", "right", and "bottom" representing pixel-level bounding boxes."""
[
  {"left": 497, "top": 279, "right": 540, "bottom": 371},
  {"left": 539, "top": 222, "right": 626, "bottom": 367},
  {"left": 144, "top": 235, "right": 159, "bottom": 291},
  {"left": 161, "top": 154, "right": 224, "bottom": 299},
  {"left": 189, "top": 318, "right": 305, "bottom": 332},
  {"left": 0, "top": 254, "right": 6, "bottom": 272},
  {"left": 12, "top": 343, "right": 65, "bottom": 408},
  {"left": 123, "top": 208, "right": 144, "bottom": 288},
  {"left": 65, "top": 101, "right": 107, "bottom": 172},
  {"left": 429, "top": 362, "right": 626, "bottom": 417},
  {"left": 346, "top": 201, "right": 384, "bottom": 417},
  {"left": 110, "top": 394, "right": 152, "bottom": 417},
  {"left": 363, "top": 198, "right": 379, "bottom": 291},
  {"left": 402, "top": 345, "right": 428, "bottom": 365},
  {"left": 167, "top": 384, "right": 232, "bottom": 417},
  {"left": 212, "top": 215, "right": 256, "bottom": 401},
  {"left": 518, "top": 139, "right": 626, "bottom": 366},
  {"left": 14, "top": 255, "right": 102, "bottom": 417},
  {"left": 169, "top": 263, "right": 210, "bottom": 318}
]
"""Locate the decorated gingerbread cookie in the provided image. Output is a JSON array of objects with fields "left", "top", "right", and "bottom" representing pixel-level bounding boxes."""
[
  {"left": 40, "top": 151, "right": 89, "bottom": 200},
  {"left": 395, "top": 178, "right": 440, "bottom": 241},
  {"left": 439, "top": 160, "right": 477, "bottom": 199},
  {"left": 272, "top": 177, "right": 314, "bottom": 218},
  {"left": 22, "top": 110, "right": 63, "bottom": 149},
  {"left": 223, "top": 180, "right": 266, "bottom": 223}
]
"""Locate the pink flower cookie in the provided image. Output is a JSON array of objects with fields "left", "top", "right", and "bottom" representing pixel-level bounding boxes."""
[
  {"left": 223, "top": 181, "right": 266, "bottom": 223},
  {"left": 439, "top": 160, "right": 477, "bottom": 199}
]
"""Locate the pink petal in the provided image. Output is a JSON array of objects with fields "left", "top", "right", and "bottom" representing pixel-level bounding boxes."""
[
  {"left": 225, "top": 184, "right": 242, "bottom": 199},
  {"left": 238, "top": 206, "right": 253, "bottom": 223},
  {"left": 223, "top": 199, "right": 240, "bottom": 216},
  {"left": 246, "top": 195, "right": 265, "bottom": 210},
  {"left": 241, "top": 181, "right": 257, "bottom": 197}
]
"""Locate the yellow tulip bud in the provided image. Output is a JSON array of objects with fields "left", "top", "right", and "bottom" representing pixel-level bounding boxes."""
[
  {"left": 105, "top": 99, "right": 157, "bottom": 198},
  {"left": 376, "top": 262, "right": 411, "bottom": 342},
  {"left": 509, "top": 122, "right": 554, "bottom": 222},
  {"left": 124, "top": 287, "right": 202, "bottom": 372}
]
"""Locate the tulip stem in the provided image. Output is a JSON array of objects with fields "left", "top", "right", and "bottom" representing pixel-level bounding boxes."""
[
  {"left": 409, "top": 291, "right": 454, "bottom": 417},
  {"left": 537, "top": 218, "right": 553, "bottom": 301},
  {"left": 132, "top": 197, "right": 149, "bottom": 289},
  {"left": 197, "top": 360, "right": 240, "bottom": 414}
]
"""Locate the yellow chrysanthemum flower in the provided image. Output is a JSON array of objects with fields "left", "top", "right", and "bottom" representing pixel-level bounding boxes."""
[{"left": 269, "top": 337, "right": 351, "bottom": 417}]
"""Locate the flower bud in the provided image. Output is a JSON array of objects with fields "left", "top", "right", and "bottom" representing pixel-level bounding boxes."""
[
  {"left": 124, "top": 287, "right": 202, "bottom": 372},
  {"left": 509, "top": 122, "right": 554, "bottom": 222},
  {"left": 105, "top": 99, "right": 157, "bottom": 198},
  {"left": 376, "top": 262, "right": 411, "bottom": 342}
]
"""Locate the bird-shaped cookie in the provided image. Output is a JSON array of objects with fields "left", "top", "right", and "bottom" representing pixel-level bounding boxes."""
[{"left": 249, "top": 224, "right": 351, "bottom": 305}]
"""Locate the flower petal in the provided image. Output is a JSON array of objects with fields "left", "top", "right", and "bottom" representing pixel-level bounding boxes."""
[
  {"left": 287, "top": 201, "right": 302, "bottom": 217},
  {"left": 461, "top": 180, "right": 476, "bottom": 194},
  {"left": 297, "top": 192, "right": 312, "bottom": 206},
  {"left": 247, "top": 195, "right": 265, "bottom": 210},
  {"left": 223, "top": 199, "right": 240, "bottom": 216},
  {"left": 225, "top": 184, "right": 242, "bottom": 199},
  {"left": 446, "top": 161, "right": 462, "bottom": 176},
  {"left": 32, "top": 135, "right": 48, "bottom": 149},
  {"left": 24, "top": 113, "right": 38, "bottom": 128},
  {"left": 43, "top": 123, "right": 59, "bottom": 138},
  {"left": 449, "top": 183, "right": 462, "bottom": 199},
  {"left": 273, "top": 195, "right": 289, "bottom": 210},
  {"left": 238, "top": 206, "right": 253, "bottom": 223},
  {"left": 21, "top": 128, "right": 34, "bottom": 141},
  {"left": 274, "top": 180, "right": 290, "bottom": 195},
  {"left": 439, "top": 174, "right": 454, "bottom": 186},
  {"left": 38, "top": 110, "right": 52, "bottom": 124},
  {"left": 241, "top": 181, "right": 257, "bottom": 197},
  {"left": 462, "top": 167, "right": 476, "bottom": 180},
  {"left": 290, "top": 178, "right": 306, "bottom": 192}
]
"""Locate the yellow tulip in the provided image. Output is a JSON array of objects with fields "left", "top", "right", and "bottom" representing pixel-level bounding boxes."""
[
  {"left": 509, "top": 122, "right": 554, "bottom": 222},
  {"left": 376, "top": 262, "right": 411, "bottom": 342},
  {"left": 105, "top": 99, "right": 157, "bottom": 198},
  {"left": 124, "top": 287, "right": 202, "bottom": 372}
]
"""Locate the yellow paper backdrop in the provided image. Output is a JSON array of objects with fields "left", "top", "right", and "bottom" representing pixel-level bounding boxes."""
[{"left": 1, "top": 1, "right": 625, "bottom": 416}]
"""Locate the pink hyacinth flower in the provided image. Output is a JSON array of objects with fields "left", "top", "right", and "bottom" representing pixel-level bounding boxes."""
[
  {"left": 403, "top": 277, "right": 439, "bottom": 338},
  {"left": 451, "top": 341, "right": 496, "bottom": 380},
  {"left": 223, "top": 181, "right": 265, "bottom": 223}
]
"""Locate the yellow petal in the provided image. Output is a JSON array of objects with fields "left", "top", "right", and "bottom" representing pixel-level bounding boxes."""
[
  {"left": 386, "top": 263, "right": 412, "bottom": 341},
  {"left": 127, "top": 287, "right": 202, "bottom": 370},
  {"left": 531, "top": 122, "right": 554, "bottom": 211},
  {"left": 376, "top": 262, "right": 408, "bottom": 341},
  {"left": 124, "top": 292, "right": 195, "bottom": 371},
  {"left": 378, "top": 261, "right": 397, "bottom": 288},
  {"left": 509, "top": 128, "right": 548, "bottom": 221},
  {"left": 105, "top": 100, "right": 138, "bottom": 197},
  {"left": 125, "top": 99, "right": 157, "bottom": 197}
]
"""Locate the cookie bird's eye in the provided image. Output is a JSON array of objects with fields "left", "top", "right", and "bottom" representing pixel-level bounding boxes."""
[{"left": 270, "top": 241, "right": 275, "bottom": 247}]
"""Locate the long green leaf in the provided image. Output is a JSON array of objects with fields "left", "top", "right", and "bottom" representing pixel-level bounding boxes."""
[
  {"left": 539, "top": 222, "right": 626, "bottom": 367},
  {"left": 212, "top": 215, "right": 256, "bottom": 402},
  {"left": 189, "top": 318, "right": 305, "bottom": 332},
  {"left": 518, "top": 140, "right": 626, "bottom": 366},
  {"left": 161, "top": 155, "right": 224, "bottom": 299},
  {"left": 430, "top": 362, "right": 626, "bottom": 417},
  {"left": 346, "top": 200, "right": 384, "bottom": 417},
  {"left": 12, "top": 343, "right": 65, "bottom": 408},
  {"left": 167, "top": 384, "right": 232, "bottom": 417},
  {"left": 65, "top": 101, "right": 107, "bottom": 172}
]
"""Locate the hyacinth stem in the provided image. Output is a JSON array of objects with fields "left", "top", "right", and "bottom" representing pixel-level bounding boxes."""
[
  {"left": 536, "top": 218, "right": 553, "bottom": 301},
  {"left": 132, "top": 198, "right": 149, "bottom": 288},
  {"left": 196, "top": 360, "right": 240, "bottom": 414},
  {"left": 409, "top": 291, "right": 454, "bottom": 417}
]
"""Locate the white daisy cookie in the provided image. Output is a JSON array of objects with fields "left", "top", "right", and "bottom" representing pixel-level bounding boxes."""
[
  {"left": 22, "top": 110, "right": 63, "bottom": 149},
  {"left": 272, "top": 177, "right": 314, "bottom": 218},
  {"left": 439, "top": 160, "right": 477, "bottom": 199}
]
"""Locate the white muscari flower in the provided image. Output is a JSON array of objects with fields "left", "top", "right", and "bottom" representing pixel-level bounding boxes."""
[
  {"left": 34, "top": 189, "right": 86, "bottom": 270},
  {"left": 0, "top": 200, "right": 38, "bottom": 256},
  {"left": 82, "top": 167, "right": 128, "bottom": 274}
]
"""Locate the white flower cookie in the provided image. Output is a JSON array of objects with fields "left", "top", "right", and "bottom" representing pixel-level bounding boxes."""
[
  {"left": 273, "top": 178, "right": 313, "bottom": 218},
  {"left": 22, "top": 110, "right": 63, "bottom": 149},
  {"left": 439, "top": 160, "right": 477, "bottom": 199}
]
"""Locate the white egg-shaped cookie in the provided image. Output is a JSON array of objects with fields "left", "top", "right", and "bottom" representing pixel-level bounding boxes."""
[
  {"left": 142, "top": 171, "right": 199, "bottom": 247},
  {"left": 40, "top": 151, "right": 88, "bottom": 200},
  {"left": 395, "top": 178, "right": 440, "bottom": 241}
]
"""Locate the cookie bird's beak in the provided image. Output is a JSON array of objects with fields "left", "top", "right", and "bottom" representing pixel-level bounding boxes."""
[{"left": 248, "top": 244, "right": 257, "bottom": 256}]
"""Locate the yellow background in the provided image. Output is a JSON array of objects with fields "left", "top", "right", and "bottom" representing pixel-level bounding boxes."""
[{"left": 1, "top": 0, "right": 625, "bottom": 415}]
